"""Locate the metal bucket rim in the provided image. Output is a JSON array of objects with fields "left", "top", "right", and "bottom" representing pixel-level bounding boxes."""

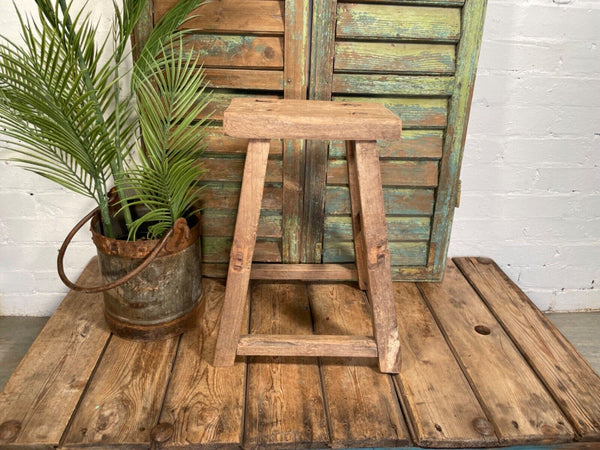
[{"left": 90, "top": 212, "right": 201, "bottom": 259}]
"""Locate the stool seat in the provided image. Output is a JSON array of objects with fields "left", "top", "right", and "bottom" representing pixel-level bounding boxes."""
[
  {"left": 213, "top": 98, "right": 402, "bottom": 374},
  {"left": 224, "top": 98, "right": 402, "bottom": 140}
]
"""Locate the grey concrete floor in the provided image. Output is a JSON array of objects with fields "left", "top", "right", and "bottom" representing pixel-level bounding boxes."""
[
  {"left": 0, "top": 316, "right": 49, "bottom": 391},
  {"left": 0, "top": 313, "right": 598, "bottom": 391}
]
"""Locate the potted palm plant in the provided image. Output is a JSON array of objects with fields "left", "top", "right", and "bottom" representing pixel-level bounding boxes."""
[{"left": 0, "top": 0, "right": 212, "bottom": 339}]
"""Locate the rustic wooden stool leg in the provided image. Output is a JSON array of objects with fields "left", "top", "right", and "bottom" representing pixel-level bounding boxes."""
[
  {"left": 346, "top": 140, "right": 368, "bottom": 291},
  {"left": 353, "top": 140, "right": 401, "bottom": 374},
  {"left": 213, "top": 139, "right": 271, "bottom": 367}
]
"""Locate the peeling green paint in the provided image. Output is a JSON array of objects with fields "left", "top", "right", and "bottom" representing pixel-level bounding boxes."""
[
  {"left": 323, "top": 241, "right": 429, "bottom": 266},
  {"left": 333, "top": 96, "right": 448, "bottom": 129},
  {"left": 335, "top": 41, "right": 456, "bottom": 74},
  {"left": 325, "top": 187, "right": 435, "bottom": 216},
  {"left": 325, "top": 216, "right": 431, "bottom": 241},
  {"left": 336, "top": 4, "right": 461, "bottom": 42}
]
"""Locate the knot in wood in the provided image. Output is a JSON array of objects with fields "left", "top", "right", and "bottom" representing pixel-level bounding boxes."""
[
  {"left": 367, "top": 244, "right": 388, "bottom": 267},
  {"left": 476, "top": 257, "right": 493, "bottom": 265},
  {"left": 0, "top": 420, "right": 21, "bottom": 443},
  {"left": 472, "top": 417, "right": 494, "bottom": 436},
  {"left": 151, "top": 422, "right": 174, "bottom": 443}
]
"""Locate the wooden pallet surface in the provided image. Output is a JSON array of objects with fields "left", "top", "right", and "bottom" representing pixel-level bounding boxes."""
[{"left": 1, "top": 257, "right": 599, "bottom": 449}]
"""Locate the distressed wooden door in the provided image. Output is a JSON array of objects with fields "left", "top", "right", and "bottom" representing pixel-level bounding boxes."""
[
  {"left": 303, "top": 0, "right": 487, "bottom": 281},
  {"left": 140, "top": 0, "right": 487, "bottom": 280}
]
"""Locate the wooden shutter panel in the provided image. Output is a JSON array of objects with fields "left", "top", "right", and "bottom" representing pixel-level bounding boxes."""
[{"left": 140, "top": 0, "right": 487, "bottom": 280}]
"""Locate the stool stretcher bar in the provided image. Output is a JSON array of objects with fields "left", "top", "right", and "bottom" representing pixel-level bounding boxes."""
[
  {"left": 250, "top": 263, "right": 358, "bottom": 281},
  {"left": 237, "top": 335, "right": 378, "bottom": 358}
]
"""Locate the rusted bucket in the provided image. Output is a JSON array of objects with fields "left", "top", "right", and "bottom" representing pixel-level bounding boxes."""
[{"left": 58, "top": 210, "right": 203, "bottom": 340}]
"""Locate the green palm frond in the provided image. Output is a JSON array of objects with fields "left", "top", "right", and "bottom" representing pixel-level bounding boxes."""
[
  {"left": 121, "top": 38, "right": 212, "bottom": 240},
  {"left": 133, "top": 0, "right": 205, "bottom": 81},
  {"left": 0, "top": 12, "right": 113, "bottom": 205},
  {"left": 1, "top": 0, "right": 211, "bottom": 240}
]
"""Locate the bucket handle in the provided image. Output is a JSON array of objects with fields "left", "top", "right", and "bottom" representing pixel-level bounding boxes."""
[{"left": 57, "top": 207, "right": 173, "bottom": 294}]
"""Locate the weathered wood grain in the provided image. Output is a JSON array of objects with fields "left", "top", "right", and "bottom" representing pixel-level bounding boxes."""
[
  {"left": 200, "top": 183, "right": 282, "bottom": 211},
  {"left": 392, "top": 263, "right": 437, "bottom": 280},
  {"left": 327, "top": 160, "right": 439, "bottom": 187},
  {"left": 0, "top": 260, "right": 110, "bottom": 448},
  {"left": 427, "top": 0, "right": 488, "bottom": 279},
  {"left": 419, "top": 261, "right": 574, "bottom": 446},
  {"left": 204, "top": 127, "right": 282, "bottom": 156},
  {"left": 335, "top": 42, "right": 456, "bottom": 74},
  {"left": 352, "top": 0, "right": 464, "bottom": 4},
  {"left": 183, "top": 34, "right": 284, "bottom": 69},
  {"left": 202, "top": 237, "right": 281, "bottom": 263},
  {"left": 392, "top": 282, "right": 498, "bottom": 448},
  {"left": 198, "top": 157, "right": 282, "bottom": 183},
  {"left": 302, "top": 0, "right": 338, "bottom": 263},
  {"left": 333, "top": 73, "right": 454, "bottom": 96},
  {"left": 203, "top": 263, "right": 439, "bottom": 281},
  {"left": 325, "top": 186, "right": 435, "bottom": 216},
  {"left": 250, "top": 263, "right": 357, "bottom": 280},
  {"left": 353, "top": 140, "right": 401, "bottom": 373},
  {"left": 329, "top": 130, "right": 444, "bottom": 160},
  {"left": 156, "top": 0, "right": 284, "bottom": 34},
  {"left": 346, "top": 140, "right": 369, "bottom": 289},
  {"left": 309, "top": 284, "right": 410, "bottom": 447},
  {"left": 6, "top": 257, "right": 600, "bottom": 449},
  {"left": 63, "top": 336, "right": 179, "bottom": 446},
  {"left": 282, "top": 0, "right": 310, "bottom": 263},
  {"left": 199, "top": 92, "right": 282, "bottom": 121},
  {"left": 325, "top": 216, "right": 431, "bottom": 241},
  {"left": 323, "top": 241, "right": 429, "bottom": 266},
  {"left": 158, "top": 278, "right": 249, "bottom": 449},
  {"left": 333, "top": 96, "right": 448, "bottom": 129},
  {"left": 201, "top": 210, "right": 282, "bottom": 238},
  {"left": 336, "top": 4, "right": 461, "bottom": 42},
  {"left": 213, "top": 139, "right": 271, "bottom": 367},
  {"left": 204, "top": 69, "right": 284, "bottom": 91},
  {"left": 455, "top": 257, "right": 600, "bottom": 441},
  {"left": 223, "top": 98, "right": 402, "bottom": 140},
  {"left": 237, "top": 335, "right": 378, "bottom": 357},
  {"left": 244, "top": 282, "right": 329, "bottom": 449}
]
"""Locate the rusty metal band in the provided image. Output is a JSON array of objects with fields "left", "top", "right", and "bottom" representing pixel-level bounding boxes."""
[{"left": 57, "top": 207, "right": 173, "bottom": 294}]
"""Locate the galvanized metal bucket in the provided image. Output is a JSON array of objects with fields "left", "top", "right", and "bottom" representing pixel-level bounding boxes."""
[{"left": 58, "top": 210, "right": 203, "bottom": 340}]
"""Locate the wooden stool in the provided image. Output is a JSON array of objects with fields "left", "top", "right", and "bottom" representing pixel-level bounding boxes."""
[{"left": 213, "top": 98, "right": 402, "bottom": 373}]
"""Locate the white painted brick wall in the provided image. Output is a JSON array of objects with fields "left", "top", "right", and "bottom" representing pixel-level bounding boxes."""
[
  {"left": 448, "top": 0, "right": 600, "bottom": 311},
  {"left": 0, "top": 1, "right": 116, "bottom": 315},
  {"left": 1, "top": 0, "right": 599, "bottom": 315}
]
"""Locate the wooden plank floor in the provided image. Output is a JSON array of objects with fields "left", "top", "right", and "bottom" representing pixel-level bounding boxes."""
[{"left": 1, "top": 257, "right": 599, "bottom": 449}]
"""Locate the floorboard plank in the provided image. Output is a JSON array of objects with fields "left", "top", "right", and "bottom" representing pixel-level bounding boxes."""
[
  {"left": 244, "top": 282, "right": 329, "bottom": 449},
  {"left": 3, "top": 258, "right": 599, "bottom": 449},
  {"left": 158, "top": 278, "right": 248, "bottom": 449},
  {"left": 418, "top": 261, "right": 574, "bottom": 446},
  {"left": 0, "top": 260, "right": 110, "bottom": 449},
  {"left": 63, "top": 335, "right": 179, "bottom": 447},
  {"left": 392, "top": 281, "right": 499, "bottom": 448},
  {"left": 308, "top": 283, "right": 410, "bottom": 448},
  {"left": 455, "top": 257, "right": 600, "bottom": 442}
]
